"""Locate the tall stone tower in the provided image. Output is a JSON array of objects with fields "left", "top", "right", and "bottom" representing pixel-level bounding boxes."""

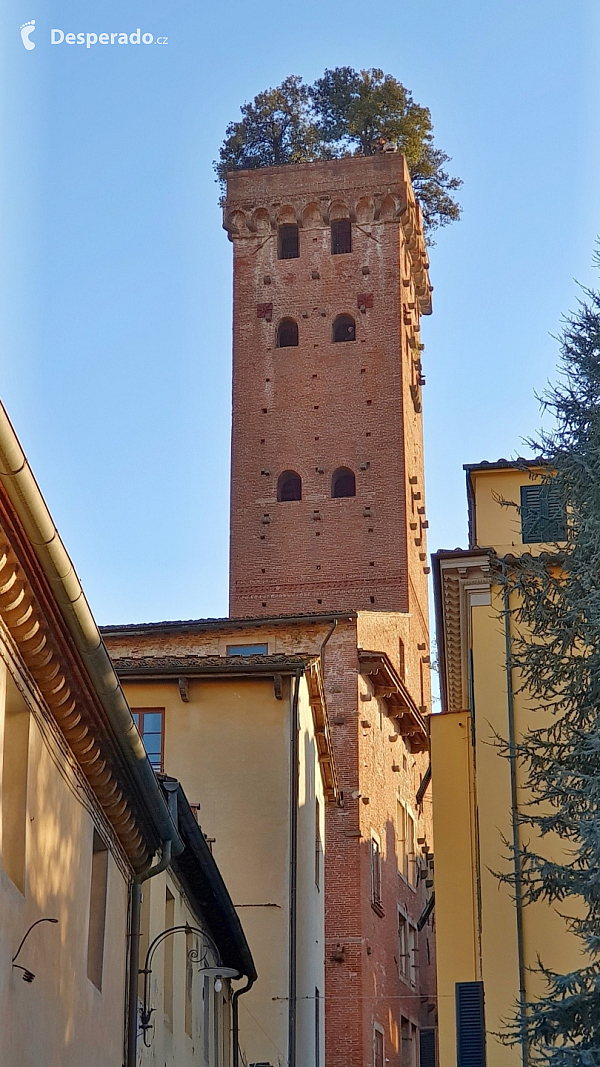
[
  {"left": 223, "top": 155, "right": 437, "bottom": 1067},
  {"left": 224, "top": 154, "right": 432, "bottom": 619}
]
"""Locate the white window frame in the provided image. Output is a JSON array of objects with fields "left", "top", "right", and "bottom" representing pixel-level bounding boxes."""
[
  {"left": 397, "top": 799, "right": 417, "bottom": 889},
  {"left": 398, "top": 906, "right": 418, "bottom": 987}
]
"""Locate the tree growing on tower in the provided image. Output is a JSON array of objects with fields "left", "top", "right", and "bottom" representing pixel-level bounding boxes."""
[{"left": 216, "top": 67, "right": 462, "bottom": 236}]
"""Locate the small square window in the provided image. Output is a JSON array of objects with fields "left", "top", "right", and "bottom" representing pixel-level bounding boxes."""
[{"left": 520, "top": 484, "right": 566, "bottom": 543}]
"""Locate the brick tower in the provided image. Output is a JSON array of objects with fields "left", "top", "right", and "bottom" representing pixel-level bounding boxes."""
[
  {"left": 225, "top": 154, "right": 432, "bottom": 619},
  {"left": 224, "top": 155, "right": 437, "bottom": 1067}
]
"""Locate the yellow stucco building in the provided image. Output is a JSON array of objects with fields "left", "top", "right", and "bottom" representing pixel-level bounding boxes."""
[{"left": 431, "top": 460, "right": 581, "bottom": 1067}]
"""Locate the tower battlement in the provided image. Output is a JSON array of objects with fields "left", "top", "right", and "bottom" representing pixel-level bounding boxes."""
[{"left": 224, "top": 154, "right": 432, "bottom": 314}]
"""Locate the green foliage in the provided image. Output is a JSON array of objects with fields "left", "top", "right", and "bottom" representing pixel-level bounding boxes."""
[
  {"left": 216, "top": 68, "right": 461, "bottom": 236},
  {"left": 500, "top": 256, "right": 600, "bottom": 1064},
  {"left": 216, "top": 76, "right": 318, "bottom": 174}
]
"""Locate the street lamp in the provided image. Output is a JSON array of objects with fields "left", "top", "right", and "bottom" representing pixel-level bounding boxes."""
[{"left": 138, "top": 923, "right": 240, "bottom": 1046}]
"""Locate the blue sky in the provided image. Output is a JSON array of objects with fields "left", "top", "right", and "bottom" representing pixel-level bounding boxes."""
[{"left": 1, "top": 0, "right": 599, "bottom": 624}]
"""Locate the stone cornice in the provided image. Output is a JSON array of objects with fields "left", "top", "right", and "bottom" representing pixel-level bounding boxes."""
[
  {"left": 0, "top": 485, "right": 155, "bottom": 871},
  {"left": 357, "top": 649, "right": 428, "bottom": 752},
  {"left": 434, "top": 552, "right": 493, "bottom": 714},
  {"left": 305, "top": 658, "right": 339, "bottom": 803}
]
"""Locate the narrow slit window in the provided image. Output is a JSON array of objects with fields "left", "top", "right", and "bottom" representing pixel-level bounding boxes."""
[
  {"left": 278, "top": 470, "right": 302, "bottom": 502},
  {"left": 332, "top": 467, "right": 356, "bottom": 498},
  {"left": 370, "top": 834, "right": 382, "bottom": 908},
  {"left": 331, "top": 218, "right": 352, "bottom": 255},
  {"left": 277, "top": 318, "right": 299, "bottom": 348},
  {"left": 333, "top": 314, "right": 356, "bottom": 343},
  {"left": 278, "top": 224, "right": 299, "bottom": 259},
  {"left": 374, "top": 1026, "right": 384, "bottom": 1067},
  {"left": 87, "top": 830, "right": 109, "bottom": 989},
  {"left": 2, "top": 674, "right": 30, "bottom": 893},
  {"left": 132, "top": 708, "right": 164, "bottom": 772}
]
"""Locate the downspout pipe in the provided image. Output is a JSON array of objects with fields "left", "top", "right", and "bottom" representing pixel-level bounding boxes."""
[
  {"left": 319, "top": 618, "right": 338, "bottom": 674},
  {"left": 288, "top": 668, "right": 302, "bottom": 1067},
  {"left": 502, "top": 573, "right": 529, "bottom": 1067},
  {"left": 232, "top": 976, "right": 255, "bottom": 1067}
]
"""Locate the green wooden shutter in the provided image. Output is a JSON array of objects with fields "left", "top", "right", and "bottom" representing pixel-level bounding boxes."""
[
  {"left": 520, "top": 484, "right": 566, "bottom": 543},
  {"left": 419, "top": 1027, "right": 437, "bottom": 1067},
  {"left": 456, "top": 982, "right": 486, "bottom": 1067}
]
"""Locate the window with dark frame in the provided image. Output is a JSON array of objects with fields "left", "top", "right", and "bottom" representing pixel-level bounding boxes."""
[
  {"left": 277, "top": 318, "right": 299, "bottom": 347},
  {"left": 331, "top": 218, "right": 352, "bottom": 255},
  {"left": 132, "top": 708, "right": 164, "bottom": 772},
  {"left": 278, "top": 224, "right": 299, "bottom": 259},
  {"left": 520, "top": 483, "right": 566, "bottom": 543},
  {"left": 332, "top": 314, "right": 356, "bottom": 342},
  {"left": 331, "top": 467, "right": 356, "bottom": 498},
  {"left": 278, "top": 470, "right": 302, "bottom": 501}
]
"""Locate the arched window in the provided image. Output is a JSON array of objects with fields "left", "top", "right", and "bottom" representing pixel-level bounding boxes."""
[
  {"left": 278, "top": 224, "right": 299, "bottom": 260},
  {"left": 332, "top": 467, "right": 356, "bottom": 498},
  {"left": 332, "top": 314, "right": 356, "bottom": 343},
  {"left": 278, "top": 470, "right": 302, "bottom": 502},
  {"left": 277, "top": 318, "right": 299, "bottom": 348},
  {"left": 331, "top": 219, "right": 352, "bottom": 255}
]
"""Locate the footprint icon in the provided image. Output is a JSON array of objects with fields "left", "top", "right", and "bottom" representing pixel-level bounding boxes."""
[{"left": 20, "top": 20, "right": 35, "bottom": 50}]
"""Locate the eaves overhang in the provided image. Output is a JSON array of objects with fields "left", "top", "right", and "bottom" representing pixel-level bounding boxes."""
[
  {"left": 160, "top": 777, "right": 257, "bottom": 983},
  {"left": 357, "top": 649, "right": 428, "bottom": 752},
  {"left": 112, "top": 653, "right": 313, "bottom": 681},
  {"left": 0, "top": 402, "right": 181, "bottom": 872},
  {"left": 304, "top": 658, "right": 339, "bottom": 803},
  {"left": 101, "top": 611, "right": 356, "bottom": 639}
]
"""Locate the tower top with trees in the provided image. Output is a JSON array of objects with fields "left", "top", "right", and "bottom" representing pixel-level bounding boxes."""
[{"left": 216, "top": 67, "right": 462, "bottom": 237}]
